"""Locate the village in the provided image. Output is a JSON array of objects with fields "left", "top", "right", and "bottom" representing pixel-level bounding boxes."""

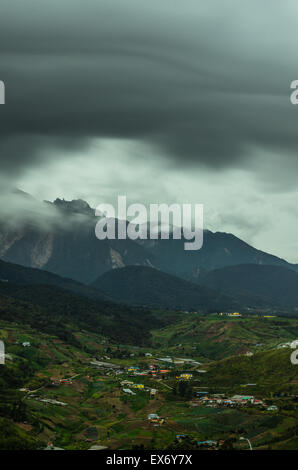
[
  {"left": 195, "top": 392, "right": 278, "bottom": 411},
  {"left": 21, "top": 350, "right": 283, "bottom": 416},
  {"left": 35, "top": 350, "right": 285, "bottom": 450},
  {"left": 7, "top": 316, "right": 298, "bottom": 451}
]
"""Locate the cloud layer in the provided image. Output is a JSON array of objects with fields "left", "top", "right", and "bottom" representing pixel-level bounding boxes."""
[
  {"left": 1, "top": 1, "right": 298, "bottom": 260},
  {"left": 1, "top": 0, "right": 298, "bottom": 177}
]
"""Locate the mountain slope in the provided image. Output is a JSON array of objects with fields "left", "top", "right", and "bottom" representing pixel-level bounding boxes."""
[
  {"left": 0, "top": 258, "right": 110, "bottom": 301},
  {"left": 0, "top": 280, "right": 164, "bottom": 346},
  {"left": 201, "top": 264, "right": 298, "bottom": 307},
  {"left": 203, "top": 347, "right": 298, "bottom": 394},
  {"left": 151, "top": 314, "right": 298, "bottom": 360},
  {"left": 1, "top": 192, "right": 298, "bottom": 284},
  {"left": 91, "top": 265, "right": 237, "bottom": 311},
  {"left": 139, "top": 230, "right": 298, "bottom": 282},
  {"left": 0, "top": 195, "right": 156, "bottom": 284}
]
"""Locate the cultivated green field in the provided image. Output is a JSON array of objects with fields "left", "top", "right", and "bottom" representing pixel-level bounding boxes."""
[{"left": 1, "top": 313, "right": 298, "bottom": 450}]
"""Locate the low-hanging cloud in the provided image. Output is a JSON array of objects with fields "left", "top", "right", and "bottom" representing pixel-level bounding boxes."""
[
  {"left": 1, "top": 0, "right": 298, "bottom": 181},
  {"left": 0, "top": 185, "right": 96, "bottom": 235}
]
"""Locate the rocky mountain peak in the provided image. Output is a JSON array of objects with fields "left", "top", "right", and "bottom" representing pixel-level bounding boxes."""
[{"left": 53, "top": 198, "right": 94, "bottom": 216}]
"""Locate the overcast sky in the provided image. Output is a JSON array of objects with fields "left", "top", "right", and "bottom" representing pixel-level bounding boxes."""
[{"left": 1, "top": 0, "right": 298, "bottom": 261}]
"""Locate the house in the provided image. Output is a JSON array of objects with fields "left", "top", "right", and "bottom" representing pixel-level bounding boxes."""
[
  {"left": 197, "top": 440, "right": 217, "bottom": 447},
  {"left": 252, "top": 398, "right": 263, "bottom": 404},
  {"left": 231, "top": 395, "right": 254, "bottom": 402},
  {"left": 267, "top": 405, "right": 278, "bottom": 411},
  {"left": 60, "top": 378, "right": 72, "bottom": 385},
  {"left": 277, "top": 342, "right": 291, "bottom": 349},
  {"left": 121, "top": 380, "right": 134, "bottom": 386},
  {"left": 123, "top": 388, "right": 136, "bottom": 396},
  {"left": 132, "top": 384, "right": 144, "bottom": 389},
  {"left": 37, "top": 398, "right": 67, "bottom": 406},
  {"left": 176, "top": 434, "right": 186, "bottom": 440},
  {"left": 205, "top": 440, "right": 217, "bottom": 446},
  {"left": 157, "top": 357, "right": 174, "bottom": 363},
  {"left": 90, "top": 360, "right": 118, "bottom": 369},
  {"left": 177, "top": 373, "right": 193, "bottom": 380},
  {"left": 225, "top": 399, "right": 235, "bottom": 405},
  {"left": 128, "top": 366, "right": 139, "bottom": 372},
  {"left": 148, "top": 413, "right": 159, "bottom": 420},
  {"left": 176, "top": 358, "right": 201, "bottom": 365},
  {"left": 252, "top": 399, "right": 264, "bottom": 405},
  {"left": 44, "top": 441, "right": 64, "bottom": 451}
]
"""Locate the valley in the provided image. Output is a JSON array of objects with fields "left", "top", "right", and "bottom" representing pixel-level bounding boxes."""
[
  {"left": 1, "top": 195, "right": 298, "bottom": 451},
  {"left": 1, "top": 312, "right": 298, "bottom": 450}
]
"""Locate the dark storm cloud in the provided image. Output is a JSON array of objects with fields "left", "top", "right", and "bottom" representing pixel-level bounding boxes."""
[{"left": 1, "top": 0, "right": 298, "bottom": 177}]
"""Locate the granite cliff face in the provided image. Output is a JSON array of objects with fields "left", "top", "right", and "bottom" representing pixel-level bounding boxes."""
[
  {"left": 0, "top": 192, "right": 297, "bottom": 285},
  {"left": 0, "top": 196, "right": 155, "bottom": 284}
]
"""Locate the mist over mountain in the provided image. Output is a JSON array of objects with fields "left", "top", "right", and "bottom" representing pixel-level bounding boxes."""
[
  {"left": 0, "top": 190, "right": 298, "bottom": 286},
  {"left": 0, "top": 190, "right": 155, "bottom": 283}
]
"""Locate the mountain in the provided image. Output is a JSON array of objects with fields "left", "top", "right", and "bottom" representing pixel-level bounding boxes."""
[
  {"left": 1, "top": 191, "right": 298, "bottom": 285},
  {"left": 151, "top": 313, "right": 298, "bottom": 360},
  {"left": 0, "top": 279, "right": 164, "bottom": 346},
  {"left": 91, "top": 265, "right": 237, "bottom": 311},
  {"left": 203, "top": 347, "right": 298, "bottom": 393},
  {"left": 201, "top": 263, "right": 298, "bottom": 307},
  {"left": 0, "top": 258, "right": 110, "bottom": 301},
  {"left": 0, "top": 195, "right": 156, "bottom": 284},
  {"left": 0, "top": 237, "right": 172, "bottom": 347},
  {"left": 138, "top": 230, "right": 298, "bottom": 282}
]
